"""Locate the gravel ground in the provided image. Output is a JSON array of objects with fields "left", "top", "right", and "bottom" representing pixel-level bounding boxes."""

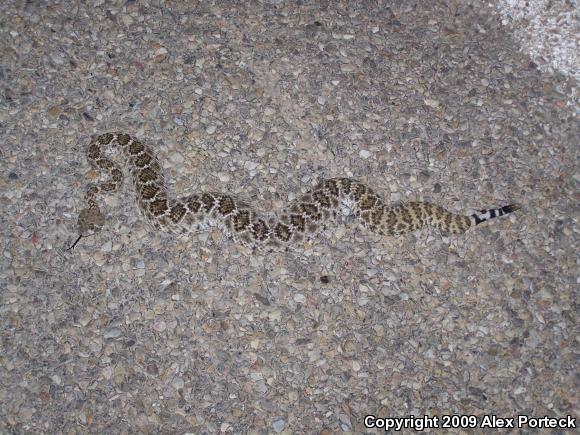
[
  {"left": 1, "top": 1, "right": 578, "bottom": 434},
  {"left": 494, "top": 0, "right": 579, "bottom": 112}
]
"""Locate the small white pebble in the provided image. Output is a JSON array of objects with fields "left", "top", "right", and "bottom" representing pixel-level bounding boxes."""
[
  {"left": 79, "top": 313, "right": 92, "bottom": 327},
  {"left": 169, "top": 152, "right": 184, "bottom": 163},
  {"left": 172, "top": 377, "right": 184, "bottom": 390},
  {"left": 244, "top": 161, "right": 258, "bottom": 171},
  {"left": 268, "top": 310, "right": 282, "bottom": 322},
  {"left": 359, "top": 149, "right": 371, "bottom": 159},
  {"left": 424, "top": 98, "right": 440, "bottom": 108},
  {"left": 293, "top": 293, "right": 306, "bottom": 303},
  {"left": 218, "top": 172, "right": 230, "bottom": 182},
  {"left": 93, "top": 251, "right": 105, "bottom": 266},
  {"left": 121, "top": 14, "right": 133, "bottom": 26},
  {"left": 153, "top": 319, "right": 167, "bottom": 332},
  {"left": 340, "top": 64, "right": 355, "bottom": 72},
  {"left": 357, "top": 296, "right": 369, "bottom": 306},
  {"left": 104, "top": 328, "right": 122, "bottom": 339},
  {"left": 273, "top": 418, "right": 286, "bottom": 433}
]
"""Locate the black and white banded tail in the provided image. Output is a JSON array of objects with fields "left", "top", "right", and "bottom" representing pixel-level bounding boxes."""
[{"left": 471, "top": 204, "right": 521, "bottom": 226}]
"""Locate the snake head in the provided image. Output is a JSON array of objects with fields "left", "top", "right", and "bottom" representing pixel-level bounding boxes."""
[{"left": 77, "top": 206, "right": 105, "bottom": 236}]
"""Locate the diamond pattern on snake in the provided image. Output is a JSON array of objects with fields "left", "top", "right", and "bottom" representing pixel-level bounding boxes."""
[{"left": 71, "top": 132, "right": 520, "bottom": 251}]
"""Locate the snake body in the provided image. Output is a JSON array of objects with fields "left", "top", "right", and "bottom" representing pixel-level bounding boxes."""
[{"left": 75, "top": 132, "right": 520, "bottom": 251}]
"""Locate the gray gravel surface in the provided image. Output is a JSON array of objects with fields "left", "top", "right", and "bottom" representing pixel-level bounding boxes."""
[{"left": 1, "top": 1, "right": 578, "bottom": 434}]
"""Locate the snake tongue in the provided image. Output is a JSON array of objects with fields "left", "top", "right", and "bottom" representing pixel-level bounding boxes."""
[{"left": 67, "top": 234, "right": 83, "bottom": 251}]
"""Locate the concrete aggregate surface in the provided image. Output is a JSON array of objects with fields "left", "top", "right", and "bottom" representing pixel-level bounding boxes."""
[{"left": 0, "top": 1, "right": 577, "bottom": 434}]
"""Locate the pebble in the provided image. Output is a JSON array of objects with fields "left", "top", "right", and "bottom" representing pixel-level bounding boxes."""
[
  {"left": 293, "top": 293, "right": 306, "bottom": 303},
  {"left": 101, "top": 240, "right": 112, "bottom": 252},
  {"left": 357, "top": 296, "right": 369, "bottom": 306},
  {"left": 424, "top": 98, "right": 440, "bottom": 108},
  {"left": 172, "top": 377, "right": 185, "bottom": 390},
  {"left": 155, "top": 47, "right": 168, "bottom": 56},
  {"left": 273, "top": 418, "right": 286, "bottom": 433},
  {"left": 218, "top": 172, "right": 230, "bottom": 182},
  {"left": 153, "top": 319, "right": 167, "bottom": 332},
  {"left": 51, "top": 374, "right": 62, "bottom": 386},
  {"left": 104, "top": 328, "right": 122, "bottom": 339},
  {"left": 93, "top": 251, "right": 106, "bottom": 266},
  {"left": 244, "top": 161, "right": 259, "bottom": 171},
  {"left": 79, "top": 313, "right": 92, "bottom": 327},
  {"left": 19, "top": 407, "right": 34, "bottom": 422},
  {"left": 121, "top": 13, "right": 134, "bottom": 28},
  {"left": 170, "top": 152, "right": 184, "bottom": 164}
]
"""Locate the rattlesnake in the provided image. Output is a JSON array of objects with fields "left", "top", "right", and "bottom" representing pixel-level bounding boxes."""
[{"left": 71, "top": 132, "right": 520, "bottom": 251}]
